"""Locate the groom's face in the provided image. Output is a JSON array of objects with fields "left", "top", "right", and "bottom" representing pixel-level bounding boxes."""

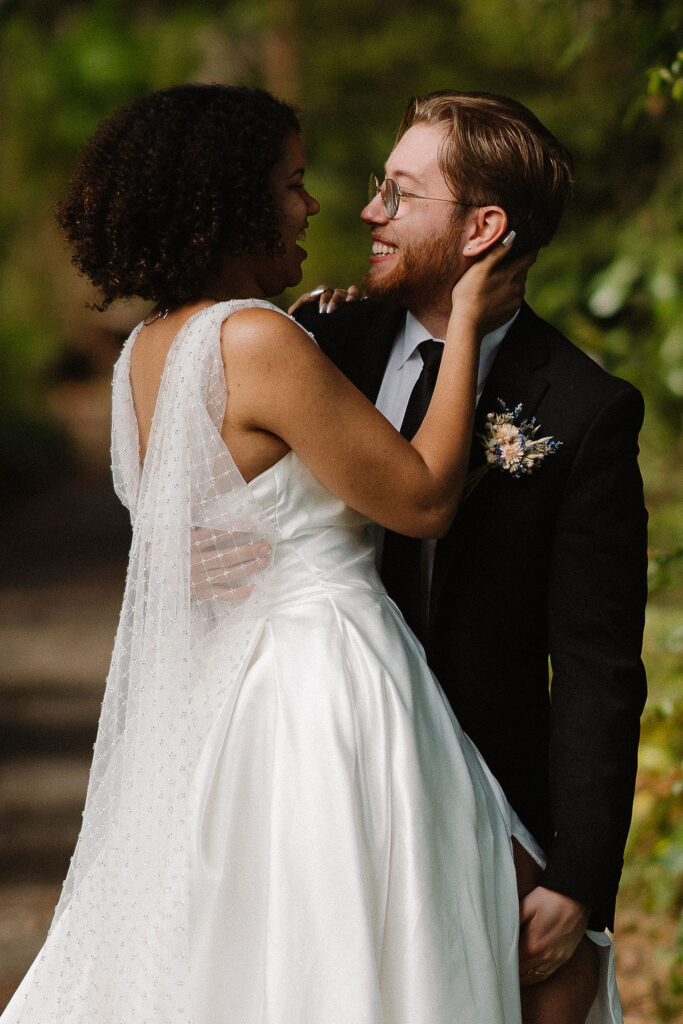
[{"left": 360, "top": 123, "right": 468, "bottom": 309}]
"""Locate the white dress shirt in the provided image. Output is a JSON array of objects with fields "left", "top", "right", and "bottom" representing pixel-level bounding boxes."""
[
  {"left": 375, "top": 309, "right": 518, "bottom": 428},
  {"left": 374, "top": 309, "right": 519, "bottom": 627}
]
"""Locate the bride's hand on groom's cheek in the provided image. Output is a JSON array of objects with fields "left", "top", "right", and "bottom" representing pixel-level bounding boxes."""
[
  {"left": 288, "top": 284, "right": 362, "bottom": 316},
  {"left": 518, "top": 886, "right": 590, "bottom": 987}
]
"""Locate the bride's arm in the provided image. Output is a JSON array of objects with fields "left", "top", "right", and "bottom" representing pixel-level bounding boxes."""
[{"left": 222, "top": 244, "right": 526, "bottom": 538}]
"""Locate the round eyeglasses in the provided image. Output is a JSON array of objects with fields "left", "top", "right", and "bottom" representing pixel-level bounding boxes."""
[{"left": 368, "top": 173, "right": 476, "bottom": 219}]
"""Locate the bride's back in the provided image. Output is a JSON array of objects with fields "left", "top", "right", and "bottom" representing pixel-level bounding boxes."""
[{"left": 130, "top": 304, "right": 289, "bottom": 482}]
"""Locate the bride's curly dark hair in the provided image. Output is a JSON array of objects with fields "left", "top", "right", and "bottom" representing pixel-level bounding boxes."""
[{"left": 56, "top": 84, "right": 301, "bottom": 310}]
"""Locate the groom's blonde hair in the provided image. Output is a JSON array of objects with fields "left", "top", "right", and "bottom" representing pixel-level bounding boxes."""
[{"left": 397, "top": 91, "right": 574, "bottom": 255}]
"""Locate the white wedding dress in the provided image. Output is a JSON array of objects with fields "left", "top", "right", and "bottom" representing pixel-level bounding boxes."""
[{"left": 2, "top": 302, "right": 622, "bottom": 1024}]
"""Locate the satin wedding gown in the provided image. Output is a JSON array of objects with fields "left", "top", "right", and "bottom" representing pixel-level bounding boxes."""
[{"left": 2, "top": 301, "right": 622, "bottom": 1024}]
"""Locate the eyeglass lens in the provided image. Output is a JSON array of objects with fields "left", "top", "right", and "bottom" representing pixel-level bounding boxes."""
[{"left": 368, "top": 174, "right": 399, "bottom": 217}]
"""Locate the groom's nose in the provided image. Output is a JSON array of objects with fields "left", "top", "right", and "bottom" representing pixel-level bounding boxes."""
[{"left": 361, "top": 192, "right": 388, "bottom": 224}]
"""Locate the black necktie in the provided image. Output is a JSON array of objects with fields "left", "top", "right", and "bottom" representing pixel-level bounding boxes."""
[{"left": 381, "top": 340, "right": 443, "bottom": 644}]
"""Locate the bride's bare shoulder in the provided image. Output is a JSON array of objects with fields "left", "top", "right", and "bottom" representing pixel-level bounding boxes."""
[{"left": 221, "top": 306, "right": 313, "bottom": 357}]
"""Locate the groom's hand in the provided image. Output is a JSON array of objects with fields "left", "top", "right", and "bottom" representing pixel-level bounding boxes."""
[
  {"left": 518, "top": 886, "right": 590, "bottom": 987},
  {"left": 190, "top": 528, "right": 271, "bottom": 601}
]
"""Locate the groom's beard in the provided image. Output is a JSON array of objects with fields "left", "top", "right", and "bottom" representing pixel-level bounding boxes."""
[{"left": 362, "top": 215, "right": 466, "bottom": 311}]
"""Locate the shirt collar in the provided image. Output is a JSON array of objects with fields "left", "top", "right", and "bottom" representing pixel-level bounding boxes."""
[
  {"left": 392, "top": 311, "right": 433, "bottom": 370},
  {"left": 478, "top": 309, "right": 520, "bottom": 385},
  {"left": 399, "top": 308, "right": 520, "bottom": 385}
]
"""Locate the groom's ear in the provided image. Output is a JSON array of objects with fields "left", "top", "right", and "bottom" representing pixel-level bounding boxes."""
[{"left": 461, "top": 206, "right": 508, "bottom": 257}]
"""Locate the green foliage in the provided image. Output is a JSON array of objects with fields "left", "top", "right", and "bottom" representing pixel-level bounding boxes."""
[
  {"left": 649, "top": 547, "right": 683, "bottom": 599},
  {"left": 0, "top": 2, "right": 205, "bottom": 424},
  {"left": 2, "top": 0, "right": 682, "bottom": 433},
  {"left": 627, "top": 690, "right": 683, "bottom": 911},
  {"left": 623, "top": 597, "right": 683, "bottom": 1012},
  {"left": 649, "top": 48, "right": 683, "bottom": 102},
  {"left": 623, "top": 461, "right": 683, "bottom": 1012}
]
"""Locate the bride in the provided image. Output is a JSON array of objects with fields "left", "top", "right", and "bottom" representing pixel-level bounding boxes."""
[{"left": 5, "top": 83, "right": 550, "bottom": 1023}]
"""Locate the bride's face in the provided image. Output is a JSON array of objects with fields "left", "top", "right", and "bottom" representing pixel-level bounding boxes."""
[{"left": 255, "top": 131, "right": 320, "bottom": 296}]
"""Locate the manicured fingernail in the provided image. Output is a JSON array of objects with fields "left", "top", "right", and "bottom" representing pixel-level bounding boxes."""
[
  {"left": 318, "top": 300, "right": 327, "bottom": 314},
  {"left": 502, "top": 230, "right": 516, "bottom": 248},
  {"left": 325, "top": 301, "right": 337, "bottom": 314}
]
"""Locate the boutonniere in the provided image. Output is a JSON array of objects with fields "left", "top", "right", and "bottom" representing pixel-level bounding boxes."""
[{"left": 463, "top": 400, "right": 562, "bottom": 498}]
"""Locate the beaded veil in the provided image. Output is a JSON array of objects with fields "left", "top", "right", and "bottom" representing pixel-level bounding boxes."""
[{"left": 18, "top": 302, "right": 283, "bottom": 1020}]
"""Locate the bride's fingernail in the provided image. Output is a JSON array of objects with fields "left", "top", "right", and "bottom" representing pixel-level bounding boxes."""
[
  {"left": 502, "top": 230, "right": 516, "bottom": 248},
  {"left": 318, "top": 300, "right": 328, "bottom": 314}
]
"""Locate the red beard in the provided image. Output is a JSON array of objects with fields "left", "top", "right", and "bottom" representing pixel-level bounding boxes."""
[{"left": 362, "top": 215, "right": 466, "bottom": 310}]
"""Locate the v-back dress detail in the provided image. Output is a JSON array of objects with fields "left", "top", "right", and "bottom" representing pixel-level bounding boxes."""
[{"left": 1, "top": 301, "right": 621, "bottom": 1024}]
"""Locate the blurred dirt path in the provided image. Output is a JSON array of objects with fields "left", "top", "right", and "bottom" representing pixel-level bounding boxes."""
[{"left": 0, "top": 471, "right": 129, "bottom": 1007}]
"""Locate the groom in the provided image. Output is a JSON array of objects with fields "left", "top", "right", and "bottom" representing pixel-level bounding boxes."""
[{"left": 293, "top": 92, "right": 647, "bottom": 1017}]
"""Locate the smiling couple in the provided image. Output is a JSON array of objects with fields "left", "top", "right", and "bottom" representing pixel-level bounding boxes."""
[{"left": 2, "top": 86, "right": 646, "bottom": 1024}]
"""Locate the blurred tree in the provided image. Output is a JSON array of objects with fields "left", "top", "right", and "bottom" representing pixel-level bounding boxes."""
[
  {"left": 0, "top": 0, "right": 219, "bottom": 484},
  {"left": 0, "top": 0, "right": 681, "bottom": 463}
]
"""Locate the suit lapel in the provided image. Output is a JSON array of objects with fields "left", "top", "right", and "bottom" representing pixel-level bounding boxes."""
[
  {"left": 431, "top": 305, "right": 552, "bottom": 611},
  {"left": 351, "top": 303, "right": 406, "bottom": 402},
  {"left": 473, "top": 309, "right": 550, "bottom": 455},
  {"left": 294, "top": 300, "right": 404, "bottom": 402}
]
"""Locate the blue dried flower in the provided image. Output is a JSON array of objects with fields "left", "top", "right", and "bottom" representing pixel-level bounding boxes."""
[{"left": 478, "top": 400, "right": 562, "bottom": 479}]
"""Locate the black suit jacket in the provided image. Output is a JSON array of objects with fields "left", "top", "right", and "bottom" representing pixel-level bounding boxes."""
[{"left": 296, "top": 300, "right": 648, "bottom": 931}]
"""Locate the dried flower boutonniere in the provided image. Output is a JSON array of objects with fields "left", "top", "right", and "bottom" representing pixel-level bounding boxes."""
[{"left": 463, "top": 400, "right": 562, "bottom": 498}]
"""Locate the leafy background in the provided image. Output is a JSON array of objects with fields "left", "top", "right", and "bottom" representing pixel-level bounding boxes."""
[{"left": 0, "top": 0, "right": 681, "bottom": 1017}]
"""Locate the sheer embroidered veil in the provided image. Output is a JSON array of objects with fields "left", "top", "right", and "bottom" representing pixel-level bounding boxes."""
[{"left": 22, "top": 301, "right": 283, "bottom": 1019}]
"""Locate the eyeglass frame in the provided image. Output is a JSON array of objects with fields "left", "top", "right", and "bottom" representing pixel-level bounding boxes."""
[{"left": 368, "top": 173, "right": 477, "bottom": 219}]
